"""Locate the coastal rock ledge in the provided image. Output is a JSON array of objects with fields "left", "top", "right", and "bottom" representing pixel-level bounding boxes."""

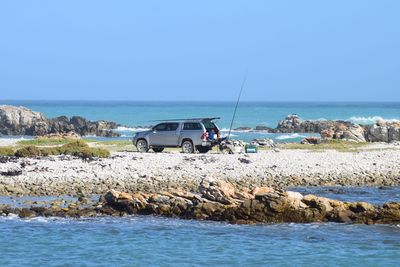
[
  {"left": 2, "top": 180, "right": 399, "bottom": 225},
  {"left": 101, "top": 180, "right": 400, "bottom": 224},
  {"left": 0, "top": 105, "right": 119, "bottom": 137}
]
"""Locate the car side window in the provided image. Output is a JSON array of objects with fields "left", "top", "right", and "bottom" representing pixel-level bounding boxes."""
[
  {"left": 154, "top": 123, "right": 168, "bottom": 131},
  {"left": 167, "top": 123, "right": 179, "bottom": 131},
  {"left": 183, "top": 123, "right": 202, "bottom": 130}
]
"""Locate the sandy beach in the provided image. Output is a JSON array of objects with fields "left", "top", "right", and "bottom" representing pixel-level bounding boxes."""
[{"left": 1, "top": 142, "right": 400, "bottom": 196}]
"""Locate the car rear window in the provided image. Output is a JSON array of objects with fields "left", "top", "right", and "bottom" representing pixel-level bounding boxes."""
[
  {"left": 202, "top": 121, "right": 217, "bottom": 131},
  {"left": 183, "top": 122, "right": 202, "bottom": 130}
]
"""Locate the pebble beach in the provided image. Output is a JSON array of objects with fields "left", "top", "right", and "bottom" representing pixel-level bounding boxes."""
[{"left": 1, "top": 142, "right": 400, "bottom": 196}]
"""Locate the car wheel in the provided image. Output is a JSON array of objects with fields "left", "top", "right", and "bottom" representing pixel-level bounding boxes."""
[
  {"left": 152, "top": 147, "right": 164, "bottom": 153},
  {"left": 136, "top": 139, "right": 149, "bottom": 152},
  {"left": 197, "top": 146, "right": 210, "bottom": 153},
  {"left": 182, "top": 140, "right": 194, "bottom": 153}
]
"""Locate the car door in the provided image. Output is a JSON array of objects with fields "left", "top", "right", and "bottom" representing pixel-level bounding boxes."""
[
  {"left": 148, "top": 123, "right": 167, "bottom": 146},
  {"left": 148, "top": 123, "right": 180, "bottom": 146},
  {"left": 163, "top": 123, "right": 180, "bottom": 146}
]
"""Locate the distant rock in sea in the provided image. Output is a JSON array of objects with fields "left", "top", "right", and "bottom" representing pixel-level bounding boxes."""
[
  {"left": 0, "top": 105, "right": 120, "bottom": 137},
  {"left": 233, "top": 126, "right": 252, "bottom": 131},
  {"left": 275, "top": 114, "right": 400, "bottom": 143}
]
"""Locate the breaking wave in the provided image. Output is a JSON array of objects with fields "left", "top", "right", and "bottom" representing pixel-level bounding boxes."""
[
  {"left": 348, "top": 116, "right": 399, "bottom": 125},
  {"left": 275, "top": 133, "right": 307, "bottom": 140},
  {"left": 220, "top": 128, "right": 252, "bottom": 132},
  {"left": 116, "top": 126, "right": 150, "bottom": 132}
]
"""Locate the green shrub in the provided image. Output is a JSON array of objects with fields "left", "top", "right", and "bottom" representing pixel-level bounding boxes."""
[
  {"left": 40, "top": 147, "right": 62, "bottom": 156},
  {"left": 70, "top": 147, "right": 110, "bottom": 159},
  {"left": 0, "top": 147, "right": 15, "bottom": 156},
  {"left": 58, "top": 141, "right": 110, "bottom": 158},
  {"left": 13, "top": 141, "right": 110, "bottom": 159},
  {"left": 58, "top": 140, "right": 89, "bottom": 154},
  {"left": 15, "top": 146, "right": 43, "bottom": 157}
]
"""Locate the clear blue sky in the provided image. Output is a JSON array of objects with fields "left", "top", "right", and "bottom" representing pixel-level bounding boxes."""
[{"left": 1, "top": 1, "right": 399, "bottom": 101}]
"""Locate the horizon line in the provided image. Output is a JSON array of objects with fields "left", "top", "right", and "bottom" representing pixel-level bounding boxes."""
[{"left": 1, "top": 99, "right": 400, "bottom": 103}]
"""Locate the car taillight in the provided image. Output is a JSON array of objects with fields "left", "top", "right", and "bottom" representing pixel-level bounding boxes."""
[{"left": 201, "top": 132, "right": 207, "bottom": 141}]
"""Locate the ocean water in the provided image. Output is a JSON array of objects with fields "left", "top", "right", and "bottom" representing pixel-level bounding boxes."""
[
  {"left": 1, "top": 217, "right": 399, "bottom": 267},
  {"left": 1, "top": 100, "right": 399, "bottom": 142},
  {"left": 0, "top": 187, "right": 400, "bottom": 267}
]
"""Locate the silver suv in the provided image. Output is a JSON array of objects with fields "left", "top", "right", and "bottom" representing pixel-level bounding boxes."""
[{"left": 133, "top": 118, "right": 221, "bottom": 153}]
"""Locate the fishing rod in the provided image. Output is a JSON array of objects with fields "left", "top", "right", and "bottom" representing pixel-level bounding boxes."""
[{"left": 227, "top": 76, "right": 247, "bottom": 140}]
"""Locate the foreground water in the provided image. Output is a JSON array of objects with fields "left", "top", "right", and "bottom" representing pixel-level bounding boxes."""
[
  {"left": 1, "top": 216, "right": 399, "bottom": 267},
  {"left": 1, "top": 187, "right": 400, "bottom": 266}
]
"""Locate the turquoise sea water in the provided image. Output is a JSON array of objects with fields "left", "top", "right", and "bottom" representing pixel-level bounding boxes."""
[
  {"left": 0, "top": 187, "right": 400, "bottom": 267},
  {"left": 1, "top": 100, "right": 399, "bottom": 142}
]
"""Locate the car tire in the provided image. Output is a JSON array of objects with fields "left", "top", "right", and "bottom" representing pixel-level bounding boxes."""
[
  {"left": 136, "top": 139, "right": 149, "bottom": 152},
  {"left": 197, "top": 146, "right": 210, "bottom": 153},
  {"left": 182, "top": 140, "right": 194, "bottom": 153},
  {"left": 152, "top": 147, "right": 164, "bottom": 153}
]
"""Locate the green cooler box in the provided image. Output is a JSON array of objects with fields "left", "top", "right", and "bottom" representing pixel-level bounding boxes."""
[{"left": 245, "top": 144, "right": 258, "bottom": 153}]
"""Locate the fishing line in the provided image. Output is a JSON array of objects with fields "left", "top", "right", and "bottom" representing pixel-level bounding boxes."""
[{"left": 227, "top": 76, "right": 247, "bottom": 140}]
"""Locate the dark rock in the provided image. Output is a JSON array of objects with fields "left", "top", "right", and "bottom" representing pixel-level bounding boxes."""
[
  {"left": 1, "top": 169, "right": 22, "bottom": 176},
  {"left": 18, "top": 208, "right": 36, "bottom": 218},
  {"left": 300, "top": 137, "right": 321, "bottom": 144},
  {"left": 255, "top": 125, "right": 273, "bottom": 131},
  {"left": 234, "top": 127, "right": 252, "bottom": 131},
  {"left": 238, "top": 158, "right": 251, "bottom": 164}
]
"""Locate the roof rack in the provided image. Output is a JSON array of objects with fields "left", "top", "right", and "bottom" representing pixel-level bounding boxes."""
[{"left": 150, "top": 117, "right": 220, "bottom": 122}]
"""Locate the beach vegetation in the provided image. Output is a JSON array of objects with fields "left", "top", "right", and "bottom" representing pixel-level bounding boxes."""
[
  {"left": 15, "top": 146, "right": 43, "bottom": 157},
  {"left": 18, "top": 137, "right": 72, "bottom": 146},
  {"left": 94, "top": 140, "right": 132, "bottom": 145},
  {"left": 0, "top": 146, "right": 15, "bottom": 156},
  {"left": 14, "top": 140, "right": 110, "bottom": 158},
  {"left": 92, "top": 139, "right": 135, "bottom": 152},
  {"left": 282, "top": 139, "right": 368, "bottom": 152}
]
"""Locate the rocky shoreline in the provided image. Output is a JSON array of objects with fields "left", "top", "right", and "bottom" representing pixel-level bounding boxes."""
[
  {"left": 1, "top": 180, "right": 399, "bottom": 225},
  {"left": 242, "top": 114, "right": 400, "bottom": 143},
  {"left": 2, "top": 105, "right": 400, "bottom": 143}
]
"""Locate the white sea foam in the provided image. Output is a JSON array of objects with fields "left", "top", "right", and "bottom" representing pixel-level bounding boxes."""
[
  {"left": 221, "top": 133, "right": 237, "bottom": 137},
  {"left": 116, "top": 126, "right": 150, "bottom": 132},
  {"left": 275, "top": 133, "right": 307, "bottom": 140},
  {"left": 348, "top": 116, "right": 399, "bottom": 124},
  {"left": 220, "top": 128, "right": 252, "bottom": 132}
]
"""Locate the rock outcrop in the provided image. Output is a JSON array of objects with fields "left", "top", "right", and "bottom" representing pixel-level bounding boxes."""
[
  {"left": 2, "top": 181, "right": 399, "bottom": 224},
  {"left": 275, "top": 114, "right": 353, "bottom": 135},
  {"left": 100, "top": 181, "right": 400, "bottom": 224},
  {"left": 0, "top": 105, "right": 119, "bottom": 137},
  {"left": 366, "top": 120, "right": 400, "bottom": 143},
  {"left": 0, "top": 105, "right": 49, "bottom": 136},
  {"left": 275, "top": 114, "right": 400, "bottom": 143}
]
